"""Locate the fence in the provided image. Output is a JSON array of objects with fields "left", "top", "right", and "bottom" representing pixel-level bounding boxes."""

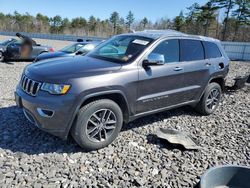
[
  {"left": 0, "top": 31, "right": 249, "bottom": 61},
  {"left": 221, "top": 42, "right": 250, "bottom": 61},
  {"left": 0, "top": 31, "right": 106, "bottom": 42}
]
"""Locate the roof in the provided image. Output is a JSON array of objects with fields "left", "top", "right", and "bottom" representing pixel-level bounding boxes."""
[{"left": 120, "top": 30, "right": 220, "bottom": 42}]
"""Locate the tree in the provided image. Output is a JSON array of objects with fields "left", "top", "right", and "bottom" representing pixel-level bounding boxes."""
[
  {"left": 109, "top": 11, "right": 120, "bottom": 34},
  {"left": 36, "top": 13, "right": 49, "bottom": 33},
  {"left": 88, "top": 16, "right": 97, "bottom": 34},
  {"left": 61, "top": 18, "right": 70, "bottom": 33},
  {"left": 49, "top": 15, "right": 63, "bottom": 33},
  {"left": 0, "top": 5, "right": 250, "bottom": 41},
  {"left": 141, "top": 17, "right": 149, "bottom": 28},
  {"left": 212, "top": 0, "right": 236, "bottom": 40},
  {"left": 71, "top": 17, "right": 87, "bottom": 28},
  {"left": 185, "top": 3, "right": 202, "bottom": 34},
  {"left": 155, "top": 17, "right": 172, "bottom": 29},
  {"left": 173, "top": 11, "right": 185, "bottom": 31},
  {"left": 198, "top": 2, "right": 218, "bottom": 36},
  {"left": 232, "top": 0, "right": 250, "bottom": 41},
  {"left": 126, "top": 11, "right": 135, "bottom": 29}
]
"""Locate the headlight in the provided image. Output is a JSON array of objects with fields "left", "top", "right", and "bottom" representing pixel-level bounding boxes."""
[{"left": 41, "top": 83, "right": 71, "bottom": 95}]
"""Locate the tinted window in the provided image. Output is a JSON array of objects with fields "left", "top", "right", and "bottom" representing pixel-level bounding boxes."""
[
  {"left": 150, "top": 39, "right": 179, "bottom": 63},
  {"left": 203, "top": 41, "right": 222, "bottom": 59},
  {"left": 180, "top": 39, "right": 204, "bottom": 61}
]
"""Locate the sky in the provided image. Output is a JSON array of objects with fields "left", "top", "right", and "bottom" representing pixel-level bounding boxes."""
[{"left": 0, "top": 0, "right": 208, "bottom": 21}]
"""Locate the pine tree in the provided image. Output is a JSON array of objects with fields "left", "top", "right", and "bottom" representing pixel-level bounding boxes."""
[
  {"left": 109, "top": 12, "right": 120, "bottom": 34},
  {"left": 126, "top": 11, "right": 135, "bottom": 30},
  {"left": 141, "top": 17, "right": 149, "bottom": 29},
  {"left": 186, "top": 3, "right": 202, "bottom": 34},
  {"left": 212, "top": 0, "right": 236, "bottom": 40},
  {"left": 198, "top": 2, "right": 219, "bottom": 36},
  {"left": 173, "top": 11, "right": 185, "bottom": 31},
  {"left": 232, "top": 0, "right": 250, "bottom": 41}
]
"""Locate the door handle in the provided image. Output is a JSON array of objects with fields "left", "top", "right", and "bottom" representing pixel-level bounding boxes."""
[
  {"left": 174, "top": 67, "right": 183, "bottom": 71},
  {"left": 206, "top": 62, "right": 211, "bottom": 66}
]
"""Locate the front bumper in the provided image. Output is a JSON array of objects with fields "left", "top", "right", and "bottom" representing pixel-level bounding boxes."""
[{"left": 15, "top": 86, "right": 77, "bottom": 139}]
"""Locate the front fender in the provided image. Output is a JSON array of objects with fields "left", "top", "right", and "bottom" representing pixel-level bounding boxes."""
[{"left": 63, "top": 89, "right": 130, "bottom": 140}]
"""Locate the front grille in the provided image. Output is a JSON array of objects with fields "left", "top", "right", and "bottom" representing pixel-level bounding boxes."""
[{"left": 21, "top": 75, "right": 41, "bottom": 96}]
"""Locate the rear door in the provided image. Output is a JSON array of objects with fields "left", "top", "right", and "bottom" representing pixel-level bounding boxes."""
[
  {"left": 203, "top": 41, "right": 225, "bottom": 73},
  {"left": 178, "top": 39, "right": 210, "bottom": 102},
  {"left": 137, "top": 39, "right": 186, "bottom": 113}
]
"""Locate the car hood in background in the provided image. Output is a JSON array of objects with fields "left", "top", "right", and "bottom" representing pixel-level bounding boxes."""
[
  {"left": 0, "top": 44, "right": 6, "bottom": 51},
  {"left": 25, "top": 56, "right": 122, "bottom": 82},
  {"left": 36, "top": 51, "right": 73, "bottom": 61}
]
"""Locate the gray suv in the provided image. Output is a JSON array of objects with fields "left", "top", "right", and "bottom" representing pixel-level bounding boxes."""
[{"left": 15, "top": 30, "right": 229, "bottom": 150}]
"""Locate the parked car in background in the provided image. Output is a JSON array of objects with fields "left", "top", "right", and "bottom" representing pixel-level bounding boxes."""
[
  {"left": 34, "top": 40, "right": 100, "bottom": 62},
  {"left": 15, "top": 30, "right": 229, "bottom": 150},
  {"left": 0, "top": 33, "right": 54, "bottom": 62}
]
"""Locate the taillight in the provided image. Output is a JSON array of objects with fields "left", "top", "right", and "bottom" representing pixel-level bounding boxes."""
[{"left": 49, "top": 48, "right": 55, "bottom": 52}]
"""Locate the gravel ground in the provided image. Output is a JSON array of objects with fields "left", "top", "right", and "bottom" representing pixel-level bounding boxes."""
[{"left": 0, "top": 61, "right": 249, "bottom": 188}]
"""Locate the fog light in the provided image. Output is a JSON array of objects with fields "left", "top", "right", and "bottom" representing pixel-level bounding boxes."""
[{"left": 37, "top": 108, "right": 54, "bottom": 118}]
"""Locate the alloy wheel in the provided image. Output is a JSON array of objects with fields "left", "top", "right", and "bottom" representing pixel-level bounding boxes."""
[
  {"left": 86, "top": 109, "right": 117, "bottom": 142},
  {"left": 206, "top": 88, "right": 220, "bottom": 110},
  {"left": 0, "top": 52, "right": 3, "bottom": 62}
]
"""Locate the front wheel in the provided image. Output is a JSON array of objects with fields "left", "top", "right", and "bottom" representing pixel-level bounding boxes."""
[
  {"left": 71, "top": 99, "right": 123, "bottom": 150},
  {"left": 195, "top": 82, "right": 222, "bottom": 115},
  {"left": 0, "top": 51, "right": 4, "bottom": 62}
]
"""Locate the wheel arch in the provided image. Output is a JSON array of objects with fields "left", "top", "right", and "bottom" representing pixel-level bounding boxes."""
[
  {"left": 197, "top": 76, "right": 225, "bottom": 102},
  {"left": 64, "top": 90, "right": 131, "bottom": 139},
  {"left": 209, "top": 76, "right": 225, "bottom": 92},
  {"left": 79, "top": 91, "right": 130, "bottom": 123}
]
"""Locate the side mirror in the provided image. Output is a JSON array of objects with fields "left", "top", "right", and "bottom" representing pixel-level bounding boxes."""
[
  {"left": 143, "top": 53, "right": 165, "bottom": 66},
  {"left": 75, "top": 51, "right": 84, "bottom": 55}
]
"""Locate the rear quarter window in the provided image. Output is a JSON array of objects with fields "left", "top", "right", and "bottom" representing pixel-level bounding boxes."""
[
  {"left": 203, "top": 41, "right": 222, "bottom": 59},
  {"left": 180, "top": 39, "right": 204, "bottom": 61}
]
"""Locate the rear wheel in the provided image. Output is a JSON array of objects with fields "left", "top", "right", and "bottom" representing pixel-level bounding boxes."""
[
  {"left": 71, "top": 99, "right": 123, "bottom": 150},
  {"left": 0, "top": 51, "right": 4, "bottom": 62},
  {"left": 195, "top": 82, "right": 222, "bottom": 115}
]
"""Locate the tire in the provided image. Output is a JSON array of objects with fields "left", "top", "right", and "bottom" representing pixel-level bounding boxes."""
[
  {"left": 0, "top": 51, "right": 4, "bottom": 62},
  {"left": 195, "top": 82, "right": 222, "bottom": 115},
  {"left": 71, "top": 99, "right": 123, "bottom": 150}
]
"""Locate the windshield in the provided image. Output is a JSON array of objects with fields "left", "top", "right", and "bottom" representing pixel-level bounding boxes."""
[
  {"left": 60, "top": 43, "right": 85, "bottom": 53},
  {"left": 88, "top": 35, "right": 153, "bottom": 63},
  {"left": 0, "top": 39, "right": 17, "bottom": 46}
]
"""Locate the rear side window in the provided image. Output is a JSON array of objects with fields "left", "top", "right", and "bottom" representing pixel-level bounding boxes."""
[
  {"left": 180, "top": 39, "right": 204, "bottom": 61},
  {"left": 150, "top": 39, "right": 179, "bottom": 63},
  {"left": 203, "top": 41, "right": 222, "bottom": 59}
]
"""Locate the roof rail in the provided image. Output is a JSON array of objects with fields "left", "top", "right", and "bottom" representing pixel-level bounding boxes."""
[
  {"left": 142, "top": 29, "right": 184, "bottom": 34},
  {"left": 133, "top": 29, "right": 187, "bottom": 36}
]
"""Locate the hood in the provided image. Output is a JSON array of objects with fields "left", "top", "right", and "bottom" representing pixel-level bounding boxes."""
[
  {"left": 25, "top": 56, "right": 122, "bottom": 82},
  {"left": 36, "top": 51, "right": 71, "bottom": 61}
]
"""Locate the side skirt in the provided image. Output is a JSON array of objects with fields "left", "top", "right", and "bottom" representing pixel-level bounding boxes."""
[{"left": 128, "top": 100, "right": 198, "bottom": 122}]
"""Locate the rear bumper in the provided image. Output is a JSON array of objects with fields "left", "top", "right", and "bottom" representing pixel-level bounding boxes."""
[{"left": 15, "top": 86, "right": 77, "bottom": 139}]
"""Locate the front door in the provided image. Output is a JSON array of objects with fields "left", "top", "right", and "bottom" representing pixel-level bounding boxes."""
[{"left": 136, "top": 39, "right": 186, "bottom": 114}]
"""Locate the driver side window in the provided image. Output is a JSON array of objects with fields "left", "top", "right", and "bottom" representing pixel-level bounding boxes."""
[{"left": 149, "top": 39, "right": 179, "bottom": 63}]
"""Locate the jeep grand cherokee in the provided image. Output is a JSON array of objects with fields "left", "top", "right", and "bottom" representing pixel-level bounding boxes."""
[{"left": 15, "top": 30, "right": 229, "bottom": 150}]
